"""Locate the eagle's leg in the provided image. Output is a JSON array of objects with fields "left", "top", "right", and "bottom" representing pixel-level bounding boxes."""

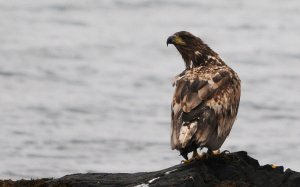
[
  {"left": 181, "top": 150, "right": 206, "bottom": 164},
  {"left": 181, "top": 150, "right": 196, "bottom": 164},
  {"left": 207, "top": 149, "right": 220, "bottom": 157},
  {"left": 192, "top": 150, "right": 206, "bottom": 160}
]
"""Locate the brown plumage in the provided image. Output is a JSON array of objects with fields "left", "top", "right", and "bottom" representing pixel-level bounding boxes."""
[{"left": 167, "top": 31, "right": 241, "bottom": 160}]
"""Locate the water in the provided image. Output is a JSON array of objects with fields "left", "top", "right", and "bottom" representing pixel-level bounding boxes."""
[{"left": 0, "top": 0, "right": 300, "bottom": 179}]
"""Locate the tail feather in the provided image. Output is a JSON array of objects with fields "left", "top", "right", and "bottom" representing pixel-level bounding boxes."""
[{"left": 178, "top": 121, "right": 198, "bottom": 148}]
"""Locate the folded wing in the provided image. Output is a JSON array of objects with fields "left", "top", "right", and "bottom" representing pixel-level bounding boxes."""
[{"left": 171, "top": 67, "right": 240, "bottom": 150}]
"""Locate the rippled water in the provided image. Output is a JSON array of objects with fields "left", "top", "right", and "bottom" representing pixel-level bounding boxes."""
[{"left": 0, "top": 0, "right": 300, "bottom": 179}]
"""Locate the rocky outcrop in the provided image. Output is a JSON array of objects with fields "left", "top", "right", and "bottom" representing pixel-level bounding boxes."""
[{"left": 1, "top": 151, "right": 300, "bottom": 187}]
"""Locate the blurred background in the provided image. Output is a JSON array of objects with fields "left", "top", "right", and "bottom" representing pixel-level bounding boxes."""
[{"left": 0, "top": 0, "right": 300, "bottom": 180}]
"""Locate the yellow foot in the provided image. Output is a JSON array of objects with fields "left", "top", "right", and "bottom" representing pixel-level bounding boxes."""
[
  {"left": 271, "top": 164, "right": 278, "bottom": 169},
  {"left": 181, "top": 159, "right": 193, "bottom": 164}
]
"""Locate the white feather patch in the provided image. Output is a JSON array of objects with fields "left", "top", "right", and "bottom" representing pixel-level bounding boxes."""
[
  {"left": 179, "top": 122, "right": 198, "bottom": 148},
  {"left": 207, "top": 55, "right": 216, "bottom": 60}
]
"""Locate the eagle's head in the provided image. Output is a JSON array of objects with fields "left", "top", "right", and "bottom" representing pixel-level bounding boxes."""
[
  {"left": 167, "top": 31, "right": 198, "bottom": 47},
  {"left": 167, "top": 31, "right": 219, "bottom": 68}
]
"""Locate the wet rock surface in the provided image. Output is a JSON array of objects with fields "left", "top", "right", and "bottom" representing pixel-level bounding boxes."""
[{"left": 1, "top": 151, "right": 300, "bottom": 187}]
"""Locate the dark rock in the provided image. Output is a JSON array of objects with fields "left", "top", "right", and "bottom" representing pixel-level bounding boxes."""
[{"left": 1, "top": 151, "right": 300, "bottom": 187}]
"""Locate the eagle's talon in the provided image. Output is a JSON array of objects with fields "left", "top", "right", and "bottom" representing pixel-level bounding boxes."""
[{"left": 181, "top": 160, "right": 189, "bottom": 164}]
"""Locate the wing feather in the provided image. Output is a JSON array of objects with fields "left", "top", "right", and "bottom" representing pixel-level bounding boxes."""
[
  {"left": 171, "top": 66, "right": 240, "bottom": 149},
  {"left": 175, "top": 68, "right": 230, "bottom": 113}
]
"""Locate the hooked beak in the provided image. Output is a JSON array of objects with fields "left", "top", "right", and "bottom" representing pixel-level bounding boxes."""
[{"left": 166, "top": 35, "right": 176, "bottom": 46}]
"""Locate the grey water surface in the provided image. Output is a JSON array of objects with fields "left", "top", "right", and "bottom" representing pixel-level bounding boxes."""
[{"left": 0, "top": 0, "right": 300, "bottom": 179}]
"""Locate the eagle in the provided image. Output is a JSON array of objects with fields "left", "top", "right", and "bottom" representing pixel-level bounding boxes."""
[{"left": 167, "top": 31, "right": 241, "bottom": 161}]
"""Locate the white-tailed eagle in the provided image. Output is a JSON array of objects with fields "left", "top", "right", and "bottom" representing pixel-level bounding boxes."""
[{"left": 167, "top": 31, "right": 241, "bottom": 161}]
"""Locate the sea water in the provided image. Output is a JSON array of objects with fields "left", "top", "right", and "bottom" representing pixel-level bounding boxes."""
[{"left": 0, "top": 0, "right": 300, "bottom": 179}]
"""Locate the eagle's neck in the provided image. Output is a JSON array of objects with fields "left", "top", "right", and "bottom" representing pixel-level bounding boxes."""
[{"left": 178, "top": 44, "right": 225, "bottom": 69}]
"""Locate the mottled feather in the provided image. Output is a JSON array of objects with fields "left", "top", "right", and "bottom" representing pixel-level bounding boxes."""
[{"left": 168, "top": 31, "right": 241, "bottom": 158}]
